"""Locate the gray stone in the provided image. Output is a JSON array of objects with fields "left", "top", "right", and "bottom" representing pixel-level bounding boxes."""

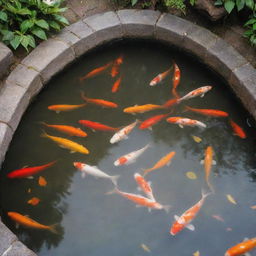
[
  {"left": 0, "top": 123, "right": 13, "bottom": 167},
  {"left": 53, "top": 28, "right": 80, "bottom": 48},
  {"left": 0, "top": 43, "right": 13, "bottom": 79},
  {"left": 2, "top": 241, "right": 36, "bottom": 256},
  {"left": 6, "top": 64, "right": 43, "bottom": 99},
  {"left": 0, "top": 221, "right": 17, "bottom": 255},
  {"left": 0, "top": 81, "right": 30, "bottom": 131},
  {"left": 117, "top": 9, "right": 161, "bottom": 37},
  {"left": 21, "top": 39, "right": 75, "bottom": 83}
]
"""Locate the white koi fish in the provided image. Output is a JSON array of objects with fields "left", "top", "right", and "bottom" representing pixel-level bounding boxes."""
[
  {"left": 166, "top": 117, "right": 206, "bottom": 129},
  {"left": 179, "top": 86, "right": 212, "bottom": 101}
]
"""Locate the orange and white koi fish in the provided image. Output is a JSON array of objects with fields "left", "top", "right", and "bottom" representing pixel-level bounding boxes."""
[
  {"left": 7, "top": 212, "right": 58, "bottom": 233},
  {"left": 139, "top": 112, "right": 172, "bottom": 130},
  {"left": 79, "top": 120, "right": 120, "bottom": 132},
  {"left": 166, "top": 117, "right": 207, "bottom": 129},
  {"left": 41, "top": 122, "right": 87, "bottom": 137},
  {"left": 225, "top": 237, "right": 256, "bottom": 256},
  {"left": 170, "top": 190, "right": 211, "bottom": 236},
  {"left": 229, "top": 119, "right": 246, "bottom": 139},
  {"left": 185, "top": 106, "right": 229, "bottom": 117},
  {"left": 48, "top": 103, "right": 86, "bottom": 113},
  {"left": 81, "top": 92, "right": 118, "bottom": 108},
  {"left": 134, "top": 173, "right": 155, "bottom": 201},
  {"left": 172, "top": 62, "right": 181, "bottom": 98},
  {"left": 179, "top": 86, "right": 212, "bottom": 101},
  {"left": 149, "top": 68, "right": 172, "bottom": 86},
  {"left": 162, "top": 98, "right": 181, "bottom": 108},
  {"left": 111, "top": 55, "right": 123, "bottom": 77},
  {"left": 110, "top": 120, "right": 138, "bottom": 144},
  {"left": 112, "top": 76, "right": 122, "bottom": 93},
  {"left": 73, "top": 162, "right": 119, "bottom": 186},
  {"left": 41, "top": 132, "right": 89, "bottom": 154},
  {"left": 143, "top": 151, "right": 176, "bottom": 177},
  {"left": 114, "top": 144, "right": 150, "bottom": 166},
  {"left": 108, "top": 187, "right": 170, "bottom": 212},
  {"left": 80, "top": 61, "right": 112, "bottom": 81},
  {"left": 123, "top": 104, "right": 164, "bottom": 114}
]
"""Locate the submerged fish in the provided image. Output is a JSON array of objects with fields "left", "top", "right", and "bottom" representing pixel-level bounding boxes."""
[
  {"left": 134, "top": 173, "right": 155, "bottom": 201},
  {"left": 149, "top": 67, "right": 172, "bottom": 86},
  {"left": 114, "top": 144, "right": 150, "bottom": 166},
  {"left": 170, "top": 190, "right": 211, "bottom": 236},
  {"left": 81, "top": 92, "right": 118, "bottom": 108},
  {"left": 185, "top": 106, "right": 229, "bottom": 117},
  {"left": 38, "top": 176, "right": 47, "bottom": 187},
  {"left": 143, "top": 151, "right": 176, "bottom": 177},
  {"left": 229, "top": 119, "right": 246, "bottom": 139},
  {"left": 7, "top": 212, "right": 58, "bottom": 233},
  {"left": 172, "top": 62, "right": 180, "bottom": 98},
  {"left": 73, "top": 162, "right": 119, "bottom": 186},
  {"left": 41, "top": 132, "right": 89, "bottom": 154},
  {"left": 225, "top": 237, "right": 256, "bottom": 256},
  {"left": 166, "top": 117, "right": 207, "bottom": 129},
  {"left": 162, "top": 98, "right": 181, "bottom": 109},
  {"left": 139, "top": 112, "right": 172, "bottom": 130},
  {"left": 123, "top": 104, "right": 164, "bottom": 114},
  {"left": 111, "top": 76, "right": 122, "bottom": 93},
  {"left": 202, "top": 146, "right": 215, "bottom": 192},
  {"left": 27, "top": 197, "right": 40, "bottom": 206},
  {"left": 179, "top": 86, "right": 212, "bottom": 101},
  {"left": 48, "top": 103, "right": 86, "bottom": 113},
  {"left": 7, "top": 160, "right": 57, "bottom": 179},
  {"left": 79, "top": 120, "right": 120, "bottom": 132},
  {"left": 111, "top": 55, "right": 123, "bottom": 78}
]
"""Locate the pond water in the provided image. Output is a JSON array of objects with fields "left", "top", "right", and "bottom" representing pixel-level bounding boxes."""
[{"left": 1, "top": 40, "right": 256, "bottom": 256}]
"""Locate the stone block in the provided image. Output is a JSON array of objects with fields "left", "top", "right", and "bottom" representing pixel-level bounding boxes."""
[
  {"left": 0, "top": 221, "right": 17, "bottom": 255},
  {"left": 0, "top": 123, "right": 13, "bottom": 167},
  {"left": 0, "top": 43, "right": 13, "bottom": 79},
  {"left": 2, "top": 241, "right": 37, "bottom": 256},
  {"left": 117, "top": 9, "right": 161, "bottom": 37},
  {"left": 21, "top": 39, "right": 75, "bottom": 83}
]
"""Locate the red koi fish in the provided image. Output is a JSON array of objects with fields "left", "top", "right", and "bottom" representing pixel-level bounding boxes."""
[
  {"left": 112, "top": 76, "right": 122, "bottom": 93},
  {"left": 111, "top": 55, "right": 123, "bottom": 77},
  {"left": 134, "top": 173, "right": 155, "bottom": 201},
  {"left": 81, "top": 92, "right": 118, "bottom": 108},
  {"left": 7, "top": 160, "right": 57, "bottom": 179},
  {"left": 149, "top": 68, "right": 172, "bottom": 86},
  {"left": 225, "top": 238, "right": 256, "bottom": 256},
  {"left": 167, "top": 117, "right": 207, "bottom": 129},
  {"left": 170, "top": 191, "right": 210, "bottom": 236},
  {"left": 80, "top": 61, "right": 112, "bottom": 81},
  {"left": 229, "top": 119, "right": 246, "bottom": 139},
  {"left": 179, "top": 86, "right": 212, "bottom": 101},
  {"left": 172, "top": 62, "right": 181, "bottom": 98},
  {"left": 139, "top": 112, "right": 172, "bottom": 130},
  {"left": 185, "top": 106, "right": 229, "bottom": 117},
  {"left": 162, "top": 98, "right": 181, "bottom": 109},
  {"left": 79, "top": 120, "right": 120, "bottom": 132}
]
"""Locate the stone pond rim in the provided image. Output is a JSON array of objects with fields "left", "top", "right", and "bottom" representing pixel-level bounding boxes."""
[{"left": 0, "top": 9, "right": 255, "bottom": 256}]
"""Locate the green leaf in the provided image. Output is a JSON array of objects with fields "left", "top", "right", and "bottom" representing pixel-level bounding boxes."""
[
  {"left": 10, "top": 35, "right": 22, "bottom": 50},
  {"left": 214, "top": 0, "right": 223, "bottom": 6},
  {"left": 244, "top": 18, "right": 256, "bottom": 26},
  {"left": 16, "top": 8, "right": 32, "bottom": 15},
  {"left": 20, "top": 19, "right": 34, "bottom": 33},
  {"left": 236, "top": 0, "right": 245, "bottom": 11},
  {"left": 0, "top": 11, "right": 7, "bottom": 22},
  {"left": 131, "top": 0, "right": 138, "bottom": 6},
  {"left": 53, "top": 14, "right": 69, "bottom": 25},
  {"left": 49, "top": 20, "right": 60, "bottom": 31},
  {"left": 244, "top": 30, "right": 253, "bottom": 37},
  {"left": 253, "top": 23, "right": 256, "bottom": 30},
  {"left": 224, "top": 0, "right": 235, "bottom": 13},
  {"left": 31, "top": 27, "right": 47, "bottom": 40},
  {"left": 35, "top": 19, "right": 49, "bottom": 30},
  {"left": 245, "top": 0, "right": 254, "bottom": 9},
  {"left": 190, "top": 0, "right": 196, "bottom": 5},
  {"left": 27, "top": 35, "right": 36, "bottom": 48},
  {"left": 2, "top": 30, "right": 14, "bottom": 41},
  {"left": 21, "top": 35, "right": 30, "bottom": 51}
]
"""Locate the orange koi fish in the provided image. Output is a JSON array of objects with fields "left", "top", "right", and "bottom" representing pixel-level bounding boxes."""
[
  {"left": 185, "top": 106, "right": 229, "bottom": 117},
  {"left": 108, "top": 187, "right": 170, "bottom": 212},
  {"left": 179, "top": 86, "right": 212, "bottom": 101},
  {"left": 170, "top": 190, "right": 210, "bottom": 235},
  {"left": 8, "top": 212, "right": 58, "bottom": 233},
  {"left": 172, "top": 62, "right": 181, "bottom": 98},
  {"left": 39, "top": 176, "right": 47, "bottom": 187},
  {"left": 166, "top": 117, "right": 207, "bottom": 129},
  {"left": 81, "top": 92, "right": 118, "bottom": 108},
  {"left": 7, "top": 160, "right": 57, "bottom": 179},
  {"left": 225, "top": 237, "right": 256, "bottom": 256},
  {"left": 134, "top": 173, "right": 155, "bottom": 201},
  {"left": 80, "top": 61, "right": 112, "bottom": 81},
  {"left": 111, "top": 76, "right": 122, "bottom": 93},
  {"left": 143, "top": 151, "right": 176, "bottom": 177},
  {"left": 139, "top": 112, "right": 172, "bottom": 130},
  {"left": 149, "top": 68, "right": 172, "bottom": 86},
  {"left": 229, "top": 119, "right": 246, "bottom": 139},
  {"left": 41, "top": 122, "right": 87, "bottom": 137},
  {"left": 27, "top": 197, "right": 40, "bottom": 206},
  {"left": 123, "top": 104, "right": 164, "bottom": 114},
  {"left": 111, "top": 55, "right": 123, "bottom": 77},
  {"left": 48, "top": 103, "right": 86, "bottom": 113},
  {"left": 41, "top": 132, "right": 89, "bottom": 154},
  {"left": 79, "top": 120, "right": 120, "bottom": 132},
  {"left": 162, "top": 98, "right": 181, "bottom": 108}
]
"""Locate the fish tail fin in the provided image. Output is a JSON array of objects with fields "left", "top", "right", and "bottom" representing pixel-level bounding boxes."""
[
  {"left": 105, "top": 187, "right": 119, "bottom": 195},
  {"left": 49, "top": 223, "right": 59, "bottom": 234},
  {"left": 171, "top": 88, "right": 180, "bottom": 99},
  {"left": 110, "top": 175, "right": 120, "bottom": 187},
  {"left": 183, "top": 105, "right": 191, "bottom": 113},
  {"left": 40, "top": 130, "right": 49, "bottom": 138},
  {"left": 142, "top": 168, "right": 151, "bottom": 177},
  {"left": 206, "top": 180, "right": 215, "bottom": 194},
  {"left": 80, "top": 91, "right": 88, "bottom": 102},
  {"left": 201, "top": 188, "right": 212, "bottom": 199},
  {"left": 39, "top": 121, "right": 48, "bottom": 127},
  {"left": 163, "top": 204, "right": 171, "bottom": 213}
]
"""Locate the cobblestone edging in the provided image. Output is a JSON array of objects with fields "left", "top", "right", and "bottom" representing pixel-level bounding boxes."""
[
  {"left": 0, "top": 10, "right": 255, "bottom": 255},
  {"left": 0, "top": 43, "right": 13, "bottom": 81}
]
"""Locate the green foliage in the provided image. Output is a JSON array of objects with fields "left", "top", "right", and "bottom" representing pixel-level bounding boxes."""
[
  {"left": 164, "top": 0, "right": 186, "bottom": 14},
  {"left": 244, "top": 13, "right": 256, "bottom": 46},
  {"left": 0, "top": 0, "right": 69, "bottom": 51}
]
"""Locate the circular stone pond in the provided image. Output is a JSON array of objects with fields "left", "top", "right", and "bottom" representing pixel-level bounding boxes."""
[{"left": 1, "top": 38, "right": 256, "bottom": 256}]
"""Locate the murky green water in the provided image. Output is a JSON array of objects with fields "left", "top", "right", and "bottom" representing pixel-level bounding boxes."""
[{"left": 1, "top": 40, "right": 256, "bottom": 256}]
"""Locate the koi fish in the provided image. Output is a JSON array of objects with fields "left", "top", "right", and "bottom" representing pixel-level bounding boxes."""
[
  {"left": 111, "top": 56, "right": 123, "bottom": 77},
  {"left": 149, "top": 68, "right": 172, "bottom": 86},
  {"left": 212, "top": 215, "right": 224, "bottom": 222},
  {"left": 123, "top": 104, "right": 164, "bottom": 114},
  {"left": 7, "top": 160, "right": 57, "bottom": 179},
  {"left": 40, "top": 122, "right": 87, "bottom": 137},
  {"left": 107, "top": 187, "right": 170, "bottom": 212},
  {"left": 179, "top": 86, "right": 212, "bottom": 101},
  {"left": 114, "top": 144, "right": 150, "bottom": 166},
  {"left": 80, "top": 61, "right": 112, "bottom": 81},
  {"left": 7, "top": 212, "right": 58, "bottom": 233},
  {"left": 41, "top": 132, "right": 89, "bottom": 154},
  {"left": 27, "top": 197, "right": 40, "bottom": 206},
  {"left": 79, "top": 120, "right": 120, "bottom": 132},
  {"left": 170, "top": 190, "right": 211, "bottom": 236},
  {"left": 110, "top": 120, "right": 138, "bottom": 144},
  {"left": 162, "top": 98, "right": 181, "bottom": 108},
  {"left": 143, "top": 151, "right": 176, "bottom": 176},
  {"left": 139, "top": 112, "right": 172, "bottom": 130},
  {"left": 111, "top": 76, "right": 122, "bottom": 93},
  {"left": 166, "top": 117, "right": 207, "bottom": 129},
  {"left": 81, "top": 92, "right": 118, "bottom": 108},
  {"left": 134, "top": 173, "right": 155, "bottom": 201},
  {"left": 229, "top": 119, "right": 246, "bottom": 139},
  {"left": 172, "top": 62, "right": 180, "bottom": 98},
  {"left": 225, "top": 237, "right": 256, "bottom": 256},
  {"left": 38, "top": 176, "right": 47, "bottom": 187},
  {"left": 48, "top": 103, "right": 86, "bottom": 113},
  {"left": 185, "top": 106, "right": 229, "bottom": 117},
  {"left": 73, "top": 162, "right": 119, "bottom": 186}
]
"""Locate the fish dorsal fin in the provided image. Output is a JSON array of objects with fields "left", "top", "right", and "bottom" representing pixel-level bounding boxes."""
[
  {"left": 200, "top": 160, "right": 204, "bottom": 165},
  {"left": 137, "top": 186, "right": 142, "bottom": 191},
  {"left": 186, "top": 224, "right": 195, "bottom": 231},
  {"left": 27, "top": 176, "right": 34, "bottom": 180},
  {"left": 174, "top": 215, "right": 180, "bottom": 221},
  {"left": 179, "top": 124, "right": 184, "bottom": 128},
  {"left": 212, "top": 160, "right": 217, "bottom": 165},
  {"left": 81, "top": 172, "right": 86, "bottom": 178},
  {"left": 148, "top": 127, "right": 153, "bottom": 131},
  {"left": 200, "top": 94, "right": 205, "bottom": 98},
  {"left": 167, "top": 160, "right": 172, "bottom": 166}
]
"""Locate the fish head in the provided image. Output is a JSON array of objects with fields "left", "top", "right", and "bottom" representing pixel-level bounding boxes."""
[
  {"left": 114, "top": 157, "right": 127, "bottom": 166},
  {"left": 170, "top": 221, "right": 185, "bottom": 236},
  {"left": 73, "top": 162, "right": 85, "bottom": 170},
  {"left": 149, "top": 79, "right": 157, "bottom": 86},
  {"left": 224, "top": 252, "right": 230, "bottom": 256},
  {"left": 167, "top": 117, "right": 180, "bottom": 123},
  {"left": 205, "top": 85, "right": 212, "bottom": 91}
]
